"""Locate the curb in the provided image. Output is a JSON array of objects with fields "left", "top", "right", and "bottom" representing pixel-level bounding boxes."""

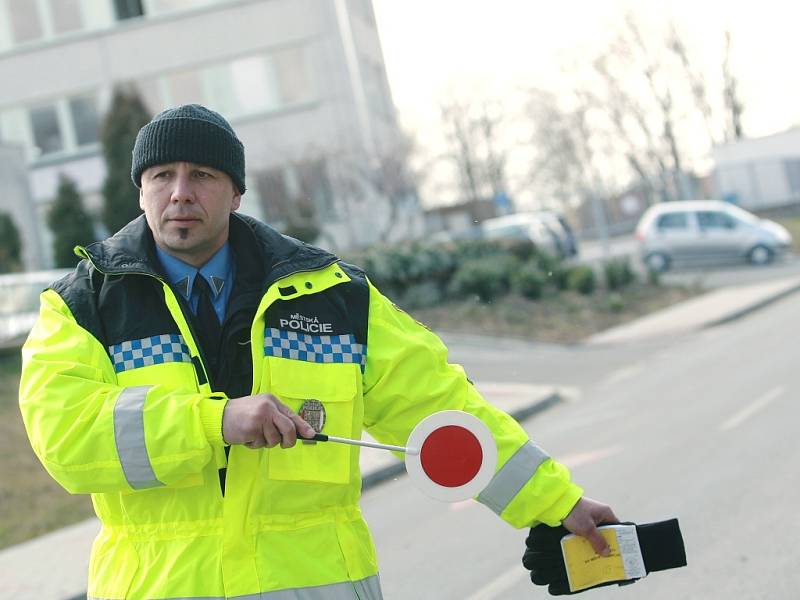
[
  {"left": 584, "top": 275, "right": 800, "bottom": 346},
  {"left": 703, "top": 279, "right": 800, "bottom": 329},
  {"left": 361, "top": 389, "right": 563, "bottom": 492}
]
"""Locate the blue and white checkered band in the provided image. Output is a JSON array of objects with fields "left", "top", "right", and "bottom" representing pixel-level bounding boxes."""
[
  {"left": 109, "top": 334, "right": 192, "bottom": 374},
  {"left": 263, "top": 328, "right": 367, "bottom": 371}
]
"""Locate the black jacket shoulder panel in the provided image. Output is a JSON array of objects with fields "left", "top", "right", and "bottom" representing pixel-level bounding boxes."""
[
  {"left": 231, "top": 215, "right": 338, "bottom": 283},
  {"left": 335, "top": 262, "right": 370, "bottom": 346},
  {"left": 81, "top": 216, "right": 160, "bottom": 276},
  {"left": 338, "top": 261, "right": 368, "bottom": 284},
  {"left": 49, "top": 260, "right": 108, "bottom": 346}
]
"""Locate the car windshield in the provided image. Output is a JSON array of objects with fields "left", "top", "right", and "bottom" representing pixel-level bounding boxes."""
[
  {"left": 483, "top": 224, "right": 528, "bottom": 239},
  {"left": 724, "top": 204, "right": 760, "bottom": 224}
]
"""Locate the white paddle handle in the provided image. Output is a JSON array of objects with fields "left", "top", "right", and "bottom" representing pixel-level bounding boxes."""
[{"left": 306, "top": 433, "right": 420, "bottom": 455}]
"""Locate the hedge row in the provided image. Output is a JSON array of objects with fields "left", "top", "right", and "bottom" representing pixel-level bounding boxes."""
[{"left": 344, "top": 240, "right": 637, "bottom": 309}]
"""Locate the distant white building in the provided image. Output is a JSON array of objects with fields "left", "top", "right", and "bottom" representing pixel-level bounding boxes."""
[
  {"left": 713, "top": 127, "right": 800, "bottom": 212},
  {"left": 0, "top": 0, "right": 422, "bottom": 268}
]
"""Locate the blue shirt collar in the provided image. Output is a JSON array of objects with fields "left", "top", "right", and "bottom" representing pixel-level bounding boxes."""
[{"left": 155, "top": 243, "right": 233, "bottom": 300}]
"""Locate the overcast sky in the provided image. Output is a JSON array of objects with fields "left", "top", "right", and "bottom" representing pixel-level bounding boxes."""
[{"left": 372, "top": 0, "right": 800, "bottom": 140}]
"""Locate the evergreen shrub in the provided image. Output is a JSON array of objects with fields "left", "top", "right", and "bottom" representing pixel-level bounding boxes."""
[{"left": 566, "top": 265, "right": 596, "bottom": 295}]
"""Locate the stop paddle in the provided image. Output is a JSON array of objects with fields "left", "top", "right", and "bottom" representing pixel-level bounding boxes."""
[
  {"left": 304, "top": 410, "right": 497, "bottom": 502},
  {"left": 404, "top": 410, "right": 497, "bottom": 501}
]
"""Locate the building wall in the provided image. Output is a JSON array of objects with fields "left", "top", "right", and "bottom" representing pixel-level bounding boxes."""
[
  {"left": 713, "top": 127, "right": 800, "bottom": 210},
  {"left": 0, "top": 0, "right": 418, "bottom": 264}
]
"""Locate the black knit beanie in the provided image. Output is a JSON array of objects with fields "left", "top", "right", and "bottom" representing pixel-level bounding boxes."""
[{"left": 131, "top": 104, "right": 246, "bottom": 194}]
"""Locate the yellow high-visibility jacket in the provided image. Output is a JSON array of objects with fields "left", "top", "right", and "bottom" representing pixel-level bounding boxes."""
[{"left": 19, "top": 214, "right": 582, "bottom": 599}]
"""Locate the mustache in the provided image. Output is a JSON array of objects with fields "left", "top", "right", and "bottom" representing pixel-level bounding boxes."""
[{"left": 164, "top": 212, "right": 203, "bottom": 220}]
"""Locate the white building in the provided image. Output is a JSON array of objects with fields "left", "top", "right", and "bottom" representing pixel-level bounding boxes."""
[
  {"left": 713, "top": 127, "right": 800, "bottom": 212},
  {"left": 0, "top": 0, "right": 422, "bottom": 268}
]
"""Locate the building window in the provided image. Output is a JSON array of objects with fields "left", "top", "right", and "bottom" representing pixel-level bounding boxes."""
[
  {"left": 785, "top": 160, "right": 800, "bottom": 195},
  {"left": 254, "top": 161, "right": 334, "bottom": 224},
  {"left": 1, "top": 91, "right": 100, "bottom": 161},
  {"left": 30, "top": 104, "right": 64, "bottom": 156},
  {"left": 114, "top": 0, "right": 144, "bottom": 20},
  {"left": 147, "top": 46, "right": 314, "bottom": 121},
  {"left": 255, "top": 168, "right": 291, "bottom": 223},
  {"left": 297, "top": 160, "right": 335, "bottom": 218},
  {"left": 146, "top": 0, "right": 218, "bottom": 14},
  {"left": 202, "top": 63, "right": 238, "bottom": 117},
  {"left": 7, "top": 0, "right": 44, "bottom": 43},
  {"left": 48, "top": 0, "right": 84, "bottom": 34},
  {"left": 201, "top": 47, "right": 312, "bottom": 118},
  {"left": 68, "top": 95, "right": 100, "bottom": 146},
  {"left": 273, "top": 47, "right": 314, "bottom": 105},
  {"left": 0, "top": 0, "right": 113, "bottom": 49},
  {"left": 229, "top": 55, "right": 280, "bottom": 116}
]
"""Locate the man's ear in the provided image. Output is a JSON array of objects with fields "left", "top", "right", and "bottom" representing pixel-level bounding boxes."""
[
  {"left": 231, "top": 189, "right": 241, "bottom": 212},
  {"left": 139, "top": 188, "right": 145, "bottom": 210}
]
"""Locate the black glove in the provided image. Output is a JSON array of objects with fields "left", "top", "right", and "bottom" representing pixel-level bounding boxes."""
[{"left": 522, "top": 519, "right": 687, "bottom": 595}]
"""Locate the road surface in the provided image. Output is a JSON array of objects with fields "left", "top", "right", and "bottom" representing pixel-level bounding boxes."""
[{"left": 363, "top": 291, "right": 800, "bottom": 599}]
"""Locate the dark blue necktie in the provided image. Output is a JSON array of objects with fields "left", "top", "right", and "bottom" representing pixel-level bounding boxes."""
[{"left": 193, "top": 275, "right": 221, "bottom": 370}]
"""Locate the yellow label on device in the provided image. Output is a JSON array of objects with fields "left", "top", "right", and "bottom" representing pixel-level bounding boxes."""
[{"left": 561, "top": 525, "right": 645, "bottom": 592}]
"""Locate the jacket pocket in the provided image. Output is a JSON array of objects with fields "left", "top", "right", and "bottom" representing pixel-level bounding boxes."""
[{"left": 265, "top": 358, "right": 358, "bottom": 484}]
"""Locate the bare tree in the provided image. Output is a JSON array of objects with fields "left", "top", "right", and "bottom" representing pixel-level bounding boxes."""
[
  {"left": 325, "top": 130, "right": 425, "bottom": 242},
  {"left": 438, "top": 98, "right": 510, "bottom": 204},
  {"left": 621, "top": 13, "right": 689, "bottom": 200},
  {"left": 254, "top": 133, "right": 426, "bottom": 248},
  {"left": 532, "top": 12, "right": 747, "bottom": 207},
  {"left": 722, "top": 30, "right": 745, "bottom": 141},
  {"left": 668, "top": 23, "right": 718, "bottom": 146},
  {"left": 526, "top": 89, "right": 588, "bottom": 207}
]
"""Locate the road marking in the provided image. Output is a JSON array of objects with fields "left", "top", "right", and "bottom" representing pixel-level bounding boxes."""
[
  {"left": 601, "top": 364, "right": 644, "bottom": 387},
  {"left": 719, "top": 386, "right": 785, "bottom": 431},
  {"left": 465, "top": 563, "right": 526, "bottom": 600},
  {"left": 560, "top": 445, "right": 625, "bottom": 469}
]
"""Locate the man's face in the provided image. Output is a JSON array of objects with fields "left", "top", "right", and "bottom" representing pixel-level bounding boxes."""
[{"left": 140, "top": 161, "right": 241, "bottom": 267}]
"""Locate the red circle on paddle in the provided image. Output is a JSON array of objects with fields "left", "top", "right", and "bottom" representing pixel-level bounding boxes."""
[{"left": 420, "top": 425, "right": 483, "bottom": 488}]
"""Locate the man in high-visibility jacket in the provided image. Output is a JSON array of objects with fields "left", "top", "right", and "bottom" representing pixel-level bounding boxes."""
[{"left": 19, "top": 104, "right": 616, "bottom": 599}]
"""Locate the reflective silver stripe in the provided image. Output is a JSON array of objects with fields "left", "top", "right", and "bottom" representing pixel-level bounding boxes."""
[
  {"left": 113, "top": 385, "right": 164, "bottom": 490},
  {"left": 240, "top": 576, "right": 383, "bottom": 600},
  {"left": 477, "top": 441, "right": 550, "bottom": 515},
  {"left": 89, "top": 575, "right": 383, "bottom": 600}
]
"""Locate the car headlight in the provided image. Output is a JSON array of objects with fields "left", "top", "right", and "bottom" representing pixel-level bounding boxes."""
[{"left": 775, "top": 226, "right": 792, "bottom": 245}]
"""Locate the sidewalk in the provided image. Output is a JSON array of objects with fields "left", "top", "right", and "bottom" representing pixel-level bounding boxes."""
[
  {"left": 0, "top": 382, "right": 563, "bottom": 600},
  {"left": 586, "top": 273, "right": 800, "bottom": 345}
]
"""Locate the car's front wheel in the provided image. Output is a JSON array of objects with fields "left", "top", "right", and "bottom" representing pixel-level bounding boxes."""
[
  {"left": 748, "top": 244, "right": 773, "bottom": 265},
  {"left": 645, "top": 252, "right": 670, "bottom": 273}
]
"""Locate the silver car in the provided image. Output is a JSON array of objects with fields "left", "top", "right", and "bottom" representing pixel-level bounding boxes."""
[
  {"left": 481, "top": 213, "right": 562, "bottom": 257},
  {"left": 635, "top": 200, "right": 793, "bottom": 272}
]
